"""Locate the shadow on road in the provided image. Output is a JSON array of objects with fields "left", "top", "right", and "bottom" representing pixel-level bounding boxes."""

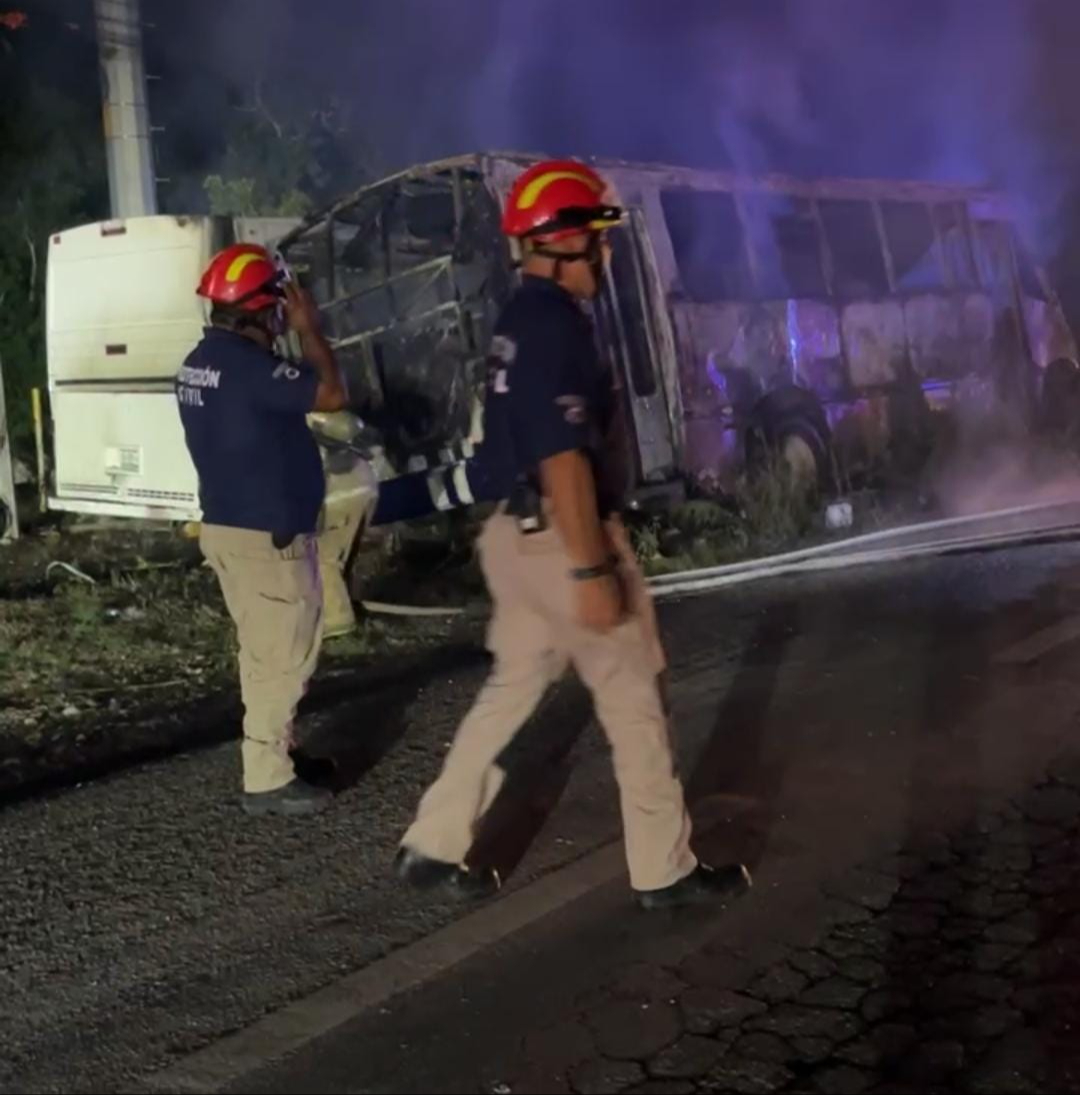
[
  {"left": 293, "top": 643, "right": 490, "bottom": 792},
  {"left": 460, "top": 599, "right": 805, "bottom": 885},
  {"left": 468, "top": 680, "right": 595, "bottom": 881},
  {"left": 863, "top": 594, "right": 1052, "bottom": 1087},
  {"left": 686, "top": 599, "right": 801, "bottom": 869}
]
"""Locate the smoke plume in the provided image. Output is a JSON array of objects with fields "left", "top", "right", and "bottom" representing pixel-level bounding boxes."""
[{"left": 147, "top": 0, "right": 1080, "bottom": 265}]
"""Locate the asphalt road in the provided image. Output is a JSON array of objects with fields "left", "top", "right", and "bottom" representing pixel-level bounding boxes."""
[{"left": 4, "top": 540, "right": 1080, "bottom": 1094}]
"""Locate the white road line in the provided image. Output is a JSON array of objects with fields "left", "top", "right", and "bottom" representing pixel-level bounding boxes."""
[
  {"left": 652, "top": 526, "right": 1080, "bottom": 601},
  {"left": 994, "top": 616, "right": 1080, "bottom": 666},
  {"left": 132, "top": 844, "right": 626, "bottom": 1095}
]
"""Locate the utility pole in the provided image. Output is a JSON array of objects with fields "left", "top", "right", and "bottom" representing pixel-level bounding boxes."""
[{"left": 94, "top": 0, "right": 158, "bottom": 218}]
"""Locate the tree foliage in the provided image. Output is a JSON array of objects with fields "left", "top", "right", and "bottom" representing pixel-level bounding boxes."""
[
  {"left": 0, "top": 13, "right": 107, "bottom": 452},
  {"left": 0, "top": 17, "right": 374, "bottom": 456},
  {"left": 202, "top": 84, "right": 373, "bottom": 218}
]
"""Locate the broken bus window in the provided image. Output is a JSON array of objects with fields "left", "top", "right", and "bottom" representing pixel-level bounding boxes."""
[
  {"left": 818, "top": 198, "right": 889, "bottom": 298},
  {"left": 933, "top": 202, "right": 977, "bottom": 290},
  {"left": 881, "top": 200, "right": 945, "bottom": 292},
  {"left": 972, "top": 220, "right": 1013, "bottom": 289},
  {"left": 660, "top": 189, "right": 754, "bottom": 303},
  {"left": 743, "top": 194, "right": 827, "bottom": 298}
]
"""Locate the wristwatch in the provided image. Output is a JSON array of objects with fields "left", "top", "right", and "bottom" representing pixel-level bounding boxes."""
[{"left": 569, "top": 557, "right": 617, "bottom": 581}]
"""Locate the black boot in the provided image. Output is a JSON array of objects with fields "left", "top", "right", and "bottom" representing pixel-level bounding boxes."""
[
  {"left": 395, "top": 847, "right": 501, "bottom": 900},
  {"left": 242, "top": 779, "right": 332, "bottom": 818},
  {"left": 635, "top": 862, "right": 751, "bottom": 911}
]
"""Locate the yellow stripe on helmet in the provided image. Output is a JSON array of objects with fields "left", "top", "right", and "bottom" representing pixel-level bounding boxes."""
[
  {"left": 516, "top": 169, "right": 603, "bottom": 210},
  {"left": 224, "top": 251, "right": 265, "bottom": 283}
]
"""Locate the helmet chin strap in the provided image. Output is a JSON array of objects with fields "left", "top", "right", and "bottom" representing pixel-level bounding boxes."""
[
  {"left": 230, "top": 282, "right": 286, "bottom": 340},
  {"left": 234, "top": 311, "right": 276, "bottom": 339}
]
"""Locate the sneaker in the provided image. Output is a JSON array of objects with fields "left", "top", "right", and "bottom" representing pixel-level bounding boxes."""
[
  {"left": 635, "top": 862, "right": 752, "bottom": 911},
  {"left": 242, "top": 779, "right": 332, "bottom": 818},
  {"left": 395, "top": 847, "right": 502, "bottom": 900}
]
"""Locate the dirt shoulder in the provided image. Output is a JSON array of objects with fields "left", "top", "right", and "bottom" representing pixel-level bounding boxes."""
[
  {"left": 0, "top": 524, "right": 485, "bottom": 799},
  {"left": 0, "top": 484, "right": 932, "bottom": 800}
]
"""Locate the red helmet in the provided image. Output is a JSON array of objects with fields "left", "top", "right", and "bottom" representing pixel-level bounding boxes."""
[
  {"left": 501, "top": 159, "right": 623, "bottom": 241},
  {"left": 197, "top": 243, "right": 282, "bottom": 311}
]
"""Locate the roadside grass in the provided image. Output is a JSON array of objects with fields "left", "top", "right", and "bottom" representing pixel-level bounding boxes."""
[
  {"left": 0, "top": 549, "right": 461, "bottom": 756},
  {"left": 0, "top": 454, "right": 909, "bottom": 741},
  {"left": 0, "top": 566, "right": 236, "bottom": 716},
  {"left": 632, "top": 458, "right": 821, "bottom": 576}
]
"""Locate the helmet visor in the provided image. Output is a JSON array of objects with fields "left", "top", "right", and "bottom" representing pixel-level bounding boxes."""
[{"left": 525, "top": 203, "right": 624, "bottom": 239}]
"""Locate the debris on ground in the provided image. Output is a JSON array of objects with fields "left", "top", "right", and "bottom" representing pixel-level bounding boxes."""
[{"left": 0, "top": 522, "right": 484, "bottom": 796}]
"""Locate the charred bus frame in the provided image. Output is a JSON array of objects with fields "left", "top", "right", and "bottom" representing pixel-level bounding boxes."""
[{"left": 279, "top": 153, "right": 1078, "bottom": 505}]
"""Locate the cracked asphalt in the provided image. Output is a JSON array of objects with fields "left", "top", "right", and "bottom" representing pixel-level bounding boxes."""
[
  {"left": 5, "top": 541, "right": 1080, "bottom": 1094},
  {"left": 476, "top": 766, "right": 1080, "bottom": 1095}
]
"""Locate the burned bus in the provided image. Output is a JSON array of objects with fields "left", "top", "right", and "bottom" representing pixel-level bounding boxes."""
[{"left": 280, "top": 153, "right": 1077, "bottom": 508}]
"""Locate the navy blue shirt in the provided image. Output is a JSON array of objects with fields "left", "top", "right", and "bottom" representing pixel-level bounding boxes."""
[
  {"left": 176, "top": 327, "right": 324, "bottom": 536},
  {"left": 480, "top": 276, "right": 624, "bottom": 513}
]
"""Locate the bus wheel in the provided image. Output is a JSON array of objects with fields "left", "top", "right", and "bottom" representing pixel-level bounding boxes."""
[
  {"left": 781, "top": 431, "right": 821, "bottom": 488},
  {"left": 745, "top": 388, "right": 834, "bottom": 492}
]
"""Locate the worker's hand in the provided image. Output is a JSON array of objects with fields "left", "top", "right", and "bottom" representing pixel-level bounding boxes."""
[
  {"left": 283, "top": 282, "right": 322, "bottom": 336},
  {"left": 576, "top": 572, "right": 626, "bottom": 634}
]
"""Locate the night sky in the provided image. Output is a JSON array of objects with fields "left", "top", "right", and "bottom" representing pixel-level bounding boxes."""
[{"left": 18, "top": 0, "right": 1080, "bottom": 304}]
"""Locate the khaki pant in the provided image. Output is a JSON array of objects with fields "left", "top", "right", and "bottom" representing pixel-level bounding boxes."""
[
  {"left": 317, "top": 460, "right": 378, "bottom": 638},
  {"left": 402, "top": 513, "right": 698, "bottom": 892},
  {"left": 201, "top": 525, "right": 323, "bottom": 794}
]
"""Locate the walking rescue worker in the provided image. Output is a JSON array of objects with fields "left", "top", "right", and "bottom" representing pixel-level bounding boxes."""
[
  {"left": 395, "top": 160, "right": 752, "bottom": 909},
  {"left": 177, "top": 243, "right": 347, "bottom": 817}
]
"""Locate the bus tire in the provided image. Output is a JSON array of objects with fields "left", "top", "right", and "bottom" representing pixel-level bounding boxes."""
[{"left": 745, "top": 388, "right": 834, "bottom": 492}]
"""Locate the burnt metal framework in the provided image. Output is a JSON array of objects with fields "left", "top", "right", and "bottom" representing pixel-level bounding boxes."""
[
  {"left": 282, "top": 153, "right": 1074, "bottom": 488},
  {"left": 641, "top": 169, "right": 1031, "bottom": 301},
  {"left": 632, "top": 162, "right": 1070, "bottom": 484},
  {"left": 278, "top": 156, "right": 513, "bottom": 472}
]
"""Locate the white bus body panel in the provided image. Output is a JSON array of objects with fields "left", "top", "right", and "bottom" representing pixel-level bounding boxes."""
[{"left": 46, "top": 214, "right": 298, "bottom": 520}]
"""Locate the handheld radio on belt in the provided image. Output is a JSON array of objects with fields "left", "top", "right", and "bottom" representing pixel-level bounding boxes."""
[{"left": 506, "top": 478, "right": 547, "bottom": 534}]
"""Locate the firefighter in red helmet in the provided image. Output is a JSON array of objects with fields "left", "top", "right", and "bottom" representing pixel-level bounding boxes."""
[
  {"left": 396, "top": 160, "right": 751, "bottom": 909},
  {"left": 177, "top": 242, "right": 347, "bottom": 816}
]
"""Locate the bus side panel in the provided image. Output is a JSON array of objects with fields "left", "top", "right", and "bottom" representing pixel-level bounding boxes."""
[
  {"left": 1023, "top": 298, "right": 1078, "bottom": 370},
  {"left": 787, "top": 300, "right": 845, "bottom": 399},
  {"left": 666, "top": 304, "right": 737, "bottom": 490},
  {"left": 903, "top": 295, "right": 965, "bottom": 381},
  {"left": 839, "top": 301, "right": 906, "bottom": 388},
  {"left": 670, "top": 298, "right": 851, "bottom": 486},
  {"left": 47, "top": 217, "right": 213, "bottom": 385},
  {"left": 671, "top": 300, "right": 793, "bottom": 396},
  {"left": 957, "top": 294, "right": 996, "bottom": 377},
  {"left": 51, "top": 388, "right": 200, "bottom": 519}
]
